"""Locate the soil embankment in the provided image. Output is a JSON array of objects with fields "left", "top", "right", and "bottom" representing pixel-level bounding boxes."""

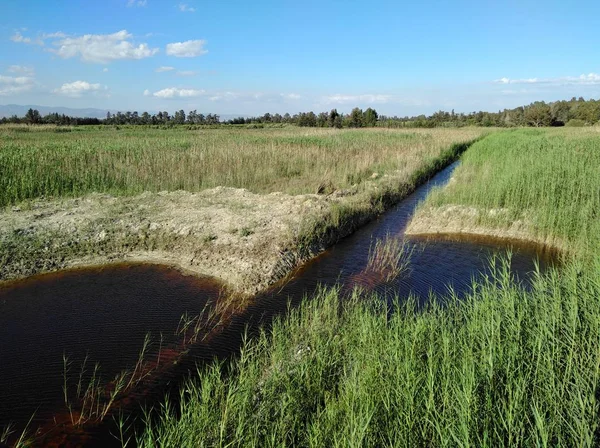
[{"left": 405, "top": 204, "right": 567, "bottom": 253}]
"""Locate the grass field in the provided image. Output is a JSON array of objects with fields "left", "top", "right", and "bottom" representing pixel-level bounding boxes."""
[
  {"left": 411, "top": 128, "right": 600, "bottom": 255},
  {"left": 0, "top": 126, "right": 484, "bottom": 207},
  {"left": 136, "top": 128, "right": 600, "bottom": 447}
]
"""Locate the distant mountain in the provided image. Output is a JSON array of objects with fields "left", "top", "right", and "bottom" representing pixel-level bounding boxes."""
[
  {"left": 0, "top": 104, "right": 115, "bottom": 119},
  {"left": 0, "top": 104, "right": 247, "bottom": 121}
]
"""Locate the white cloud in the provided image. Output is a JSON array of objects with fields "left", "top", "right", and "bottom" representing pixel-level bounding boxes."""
[
  {"left": 50, "top": 30, "right": 159, "bottom": 63},
  {"left": 7, "top": 65, "right": 34, "bottom": 75},
  {"left": 178, "top": 3, "right": 196, "bottom": 12},
  {"left": 0, "top": 74, "right": 36, "bottom": 96},
  {"left": 322, "top": 94, "right": 392, "bottom": 105},
  {"left": 145, "top": 88, "right": 302, "bottom": 102},
  {"left": 177, "top": 70, "right": 197, "bottom": 76},
  {"left": 152, "top": 87, "right": 206, "bottom": 98},
  {"left": 41, "top": 32, "right": 67, "bottom": 39},
  {"left": 494, "top": 73, "right": 600, "bottom": 86},
  {"left": 53, "top": 80, "right": 106, "bottom": 97},
  {"left": 127, "top": 0, "right": 147, "bottom": 6},
  {"left": 155, "top": 66, "right": 175, "bottom": 72},
  {"left": 103, "top": 68, "right": 109, "bottom": 72},
  {"left": 10, "top": 31, "right": 43, "bottom": 46},
  {"left": 166, "top": 40, "right": 207, "bottom": 58}
]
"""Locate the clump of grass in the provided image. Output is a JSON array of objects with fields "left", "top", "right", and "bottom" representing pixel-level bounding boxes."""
[
  {"left": 61, "top": 333, "right": 161, "bottom": 429},
  {"left": 136, "top": 257, "right": 600, "bottom": 447},
  {"left": 239, "top": 227, "right": 254, "bottom": 237},
  {"left": 366, "top": 234, "right": 413, "bottom": 282}
]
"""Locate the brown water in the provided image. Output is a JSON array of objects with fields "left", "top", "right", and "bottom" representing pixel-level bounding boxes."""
[{"left": 0, "top": 162, "right": 559, "bottom": 446}]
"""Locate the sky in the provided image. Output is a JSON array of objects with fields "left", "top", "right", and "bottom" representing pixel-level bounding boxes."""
[{"left": 1, "top": 0, "right": 600, "bottom": 116}]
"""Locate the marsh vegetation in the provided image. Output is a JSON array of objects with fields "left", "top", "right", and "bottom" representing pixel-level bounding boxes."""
[{"left": 136, "top": 128, "right": 600, "bottom": 447}]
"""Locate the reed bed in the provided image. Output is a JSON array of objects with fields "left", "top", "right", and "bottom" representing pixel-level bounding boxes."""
[
  {"left": 422, "top": 127, "right": 600, "bottom": 255},
  {"left": 137, "top": 258, "right": 600, "bottom": 447},
  {"left": 0, "top": 126, "right": 485, "bottom": 207}
]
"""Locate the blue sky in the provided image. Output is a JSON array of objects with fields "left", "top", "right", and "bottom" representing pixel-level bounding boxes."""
[{"left": 1, "top": 0, "right": 600, "bottom": 116}]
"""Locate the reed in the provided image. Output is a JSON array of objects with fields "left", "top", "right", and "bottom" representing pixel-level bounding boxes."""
[
  {"left": 0, "top": 126, "right": 486, "bottom": 207},
  {"left": 421, "top": 127, "right": 600, "bottom": 255},
  {"left": 365, "top": 235, "right": 413, "bottom": 282},
  {"left": 137, "top": 257, "right": 600, "bottom": 447}
]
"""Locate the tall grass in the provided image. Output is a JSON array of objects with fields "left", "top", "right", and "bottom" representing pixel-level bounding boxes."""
[
  {"left": 137, "top": 258, "right": 600, "bottom": 447},
  {"left": 0, "top": 126, "right": 485, "bottom": 207},
  {"left": 423, "top": 128, "right": 600, "bottom": 255}
]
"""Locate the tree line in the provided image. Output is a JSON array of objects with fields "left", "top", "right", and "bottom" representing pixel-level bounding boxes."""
[{"left": 2, "top": 97, "right": 599, "bottom": 128}]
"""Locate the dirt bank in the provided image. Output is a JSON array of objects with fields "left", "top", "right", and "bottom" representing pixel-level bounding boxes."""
[
  {"left": 405, "top": 204, "right": 568, "bottom": 253},
  {"left": 0, "top": 188, "right": 338, "bottom": 295}
]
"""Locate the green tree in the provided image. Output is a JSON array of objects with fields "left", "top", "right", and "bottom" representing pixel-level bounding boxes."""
[
  {"left": 25, "top": 108, "right": 42, "bottom": 125},
  {"left": 524, "top": 102, "right": 552, "bottom": 127},
  {"left": 363, "top": 108, "right": 378, "bottom": 127},
  {"left": 349, "top": 107, "right": 364, "bottom": 127},
  {"left": 328, "top": 109, "right": 340, "bottom": 127}
]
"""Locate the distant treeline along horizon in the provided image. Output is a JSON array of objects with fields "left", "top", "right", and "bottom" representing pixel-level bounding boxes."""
[{"left": 2, "top": 97, "right": 599, "bottom": 128}]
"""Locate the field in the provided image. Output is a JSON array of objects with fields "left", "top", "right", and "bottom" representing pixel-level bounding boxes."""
[
  {"left": 0, "top": 126, "right": 485, "bottom": 293},
  {"left": 136, "top": 128, "right": 600, "bottom": 447},
  {"left": 0, "top": 126, "right": 483, "bottom": 205},
  {"left": 407, "top": 127, "right": 600, "bottom": 255}
]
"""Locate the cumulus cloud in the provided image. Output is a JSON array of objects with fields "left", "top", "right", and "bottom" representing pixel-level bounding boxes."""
[
  {"left": 0, "top": 74, "right": 36, "bottom": 96},
  {"left": 494, "top": 73, "right": 600, "bottom": 86},
  {"left": 50, "top": 30, "right": 159, "bottom": 63},
  {"left": 322, "top": 94, "right": 392, "bottom": 105},
  {"left": 166, "top": 40, "right": 207, "bottom": 57},
  {"left": 152, "top": 87, "right": 206, "bottom": 98},
  {"left": 155, "top": 66, "right": 175, "bottom": 72},
  {"left": 53, "top": 80, "right": 107, "bottom": 97},
  {"left": 143, "top": 89, "right": 151, "bottom": 96},
  {"left": 127, "top": 0, "right": 147, "bottom": 6},
  {"left": 178, "top": 3, "right": 196, "bottom": 12}
]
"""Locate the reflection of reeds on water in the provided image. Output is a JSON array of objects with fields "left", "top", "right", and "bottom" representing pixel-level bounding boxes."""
[{"left": 365, "top": 234, "right": 414, "bottom": 283}]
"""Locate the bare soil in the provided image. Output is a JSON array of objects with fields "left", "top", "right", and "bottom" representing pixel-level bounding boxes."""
[
  {"left": 405, "top": 204, "right": 568, "bottom": 252},
  {"left": 0, "top": 188, "right": 337, "bottom": 295}
]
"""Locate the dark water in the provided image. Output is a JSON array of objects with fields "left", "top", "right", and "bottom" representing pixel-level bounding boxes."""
[
  {"left": 0, "top": 162, "right": 558, "bottom": 445},
  {"left": 0, "top": 264, "right": 223, "bottom": 441}
]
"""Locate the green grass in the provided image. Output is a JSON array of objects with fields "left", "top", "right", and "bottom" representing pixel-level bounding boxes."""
[
  {"left": 423, "top": 127, "right": 600, "bottom": 255},
  {"left": 136, "top": 128, "right": 600, "bottom": 447},
  {"left": 0, "top": 126, "right": 485, "bottom": 207},
  {"left": 137, "top": 259, "right": 600, "bottom": 447}
]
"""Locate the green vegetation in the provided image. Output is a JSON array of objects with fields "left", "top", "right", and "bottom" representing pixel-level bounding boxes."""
[
  {"left": 5, "top": 96, "right": 600, "bottom": 128},
  {"left": 137, "top": 260, "right": 600, "bottom": 447},
  {"left": 365, "top": 235, "right": 413, "bottom": 282},
  {"left": 423, "top": 128, "right": 600, "bottom": 255},
  {"left": 138, "top": 128, "right": 600, "bottom": 447},
  {"left": 0, "top": 126, "right": 483, "bottom": 207}
]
